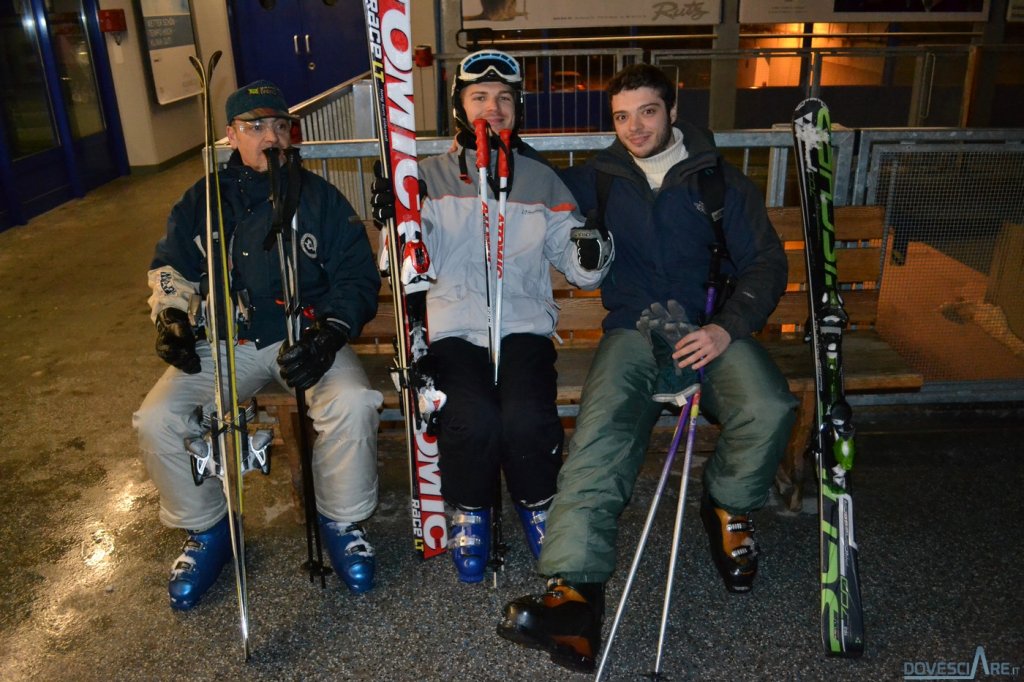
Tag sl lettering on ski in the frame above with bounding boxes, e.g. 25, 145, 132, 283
814, 106, 839, 289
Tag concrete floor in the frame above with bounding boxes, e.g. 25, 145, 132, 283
1, 160, 1022, 681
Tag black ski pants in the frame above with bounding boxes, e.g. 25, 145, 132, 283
430, 333, 563, 509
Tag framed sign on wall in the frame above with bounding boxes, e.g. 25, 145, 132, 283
461, 0, 722, 29
137, 0, 201, 105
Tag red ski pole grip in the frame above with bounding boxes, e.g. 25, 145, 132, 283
474, 119, 490, 170
498, 129, 511, 179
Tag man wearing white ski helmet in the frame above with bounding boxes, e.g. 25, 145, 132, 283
450, 49, 525, 137
371, 49, 613, 585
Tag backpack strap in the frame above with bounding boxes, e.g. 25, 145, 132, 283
695, 159, 736, 319
595, 169, 614, 226
696, 159, 727, 256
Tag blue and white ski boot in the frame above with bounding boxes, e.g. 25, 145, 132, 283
319, 514, 376, 594
168, 515, 232, 611
449, 506, 491, 583
514, 503, 548, 559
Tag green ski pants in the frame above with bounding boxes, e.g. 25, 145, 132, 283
538, 329, 797, 584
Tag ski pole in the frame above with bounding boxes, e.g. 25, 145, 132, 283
595, 383, 699, 682
266, 148, 328, 587
598, 282, 720, 680
493, 129, 512, 384
473, 119, 495, 373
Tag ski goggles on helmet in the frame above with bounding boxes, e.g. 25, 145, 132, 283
457, 50, 522, 84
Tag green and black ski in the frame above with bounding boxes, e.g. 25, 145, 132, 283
792, 97, 865, 658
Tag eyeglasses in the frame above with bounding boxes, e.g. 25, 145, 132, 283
457, 51, 522, 83
233, 118, 292, 137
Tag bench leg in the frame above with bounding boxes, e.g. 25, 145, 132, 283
775, 390, 815, 513
264, 405, 307, 525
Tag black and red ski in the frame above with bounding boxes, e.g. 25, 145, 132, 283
361, 0, 447, 559
792, 97, 865, 657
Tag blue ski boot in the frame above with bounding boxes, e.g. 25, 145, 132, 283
168, 515, 232, 611
319, 514, 376, 594
449, 506, 491, 583
514, 503, 548, 560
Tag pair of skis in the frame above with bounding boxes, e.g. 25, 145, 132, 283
189, 54, 328, 662
362, 1, 514, 562
189, 51, 254, 659
361, 0, 448, 560
792, 97, 865, 657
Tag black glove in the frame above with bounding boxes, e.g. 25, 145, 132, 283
155, 308, 201, 374
277, 318, 349, 390
570, 211, 613, 271
370, 160, 395, 228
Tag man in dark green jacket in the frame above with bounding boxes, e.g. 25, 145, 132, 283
498, 64, 798, 673
134, 81, 382, 610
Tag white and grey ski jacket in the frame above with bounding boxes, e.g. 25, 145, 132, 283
420, 141, 608, 349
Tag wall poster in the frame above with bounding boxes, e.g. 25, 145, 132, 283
739, 0, 990, 23
136, 0, 201, 105
461, 0, 722, 30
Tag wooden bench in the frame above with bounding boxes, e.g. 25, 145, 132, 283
259, 205, 923, 514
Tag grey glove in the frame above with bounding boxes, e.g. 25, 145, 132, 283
637, 300, 699, 396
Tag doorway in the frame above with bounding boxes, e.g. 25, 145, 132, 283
0, 0, 127, 231
228, 0, 370, 106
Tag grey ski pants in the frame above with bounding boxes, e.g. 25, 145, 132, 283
133, 341, 382, 531
538, 328, 797, 584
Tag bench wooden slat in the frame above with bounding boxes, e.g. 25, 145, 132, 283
769, 205, 886, 241
785, 248, 881, 285
266, 204, 921, 515
768, 290, 879, 327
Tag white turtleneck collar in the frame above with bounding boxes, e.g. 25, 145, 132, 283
631, 127, 687, 190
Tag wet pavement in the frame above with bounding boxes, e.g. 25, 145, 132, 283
1, 160, 1022, 681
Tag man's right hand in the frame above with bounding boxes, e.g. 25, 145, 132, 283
370, 160, 395, 228
155, 308, 201, 374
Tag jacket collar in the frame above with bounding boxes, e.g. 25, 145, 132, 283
593, 119, 719, 183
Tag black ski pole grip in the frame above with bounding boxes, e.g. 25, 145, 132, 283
263, 148, 283, 251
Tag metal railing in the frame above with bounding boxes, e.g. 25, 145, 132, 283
213, 86, 1024, 399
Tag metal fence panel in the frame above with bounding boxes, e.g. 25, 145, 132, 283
866, 137, 1024, 383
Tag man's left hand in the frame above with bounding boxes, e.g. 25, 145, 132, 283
672, 323, 731, 371
277, 318, 349, 390
570, 211, 613, 271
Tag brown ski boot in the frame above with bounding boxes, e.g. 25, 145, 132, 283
497, 578, 604, 673
700, 491, 759, 593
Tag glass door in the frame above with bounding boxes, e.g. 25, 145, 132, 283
0, 0, 125, 230
1, 0, 68, 225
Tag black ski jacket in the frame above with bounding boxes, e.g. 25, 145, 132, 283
560, 120, 787, 339
149, 151, 379, 347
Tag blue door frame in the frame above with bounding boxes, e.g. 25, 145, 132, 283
0, 0, 128, 233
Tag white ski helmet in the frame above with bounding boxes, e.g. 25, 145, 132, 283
451, 49, 524, 135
